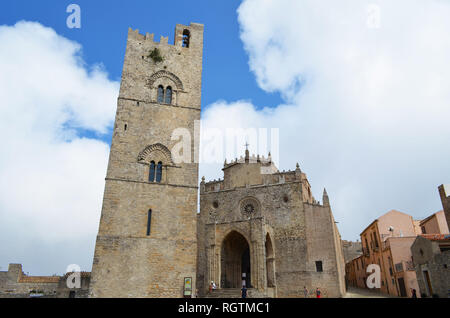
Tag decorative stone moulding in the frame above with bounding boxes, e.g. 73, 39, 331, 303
137, 143, 174, 165
146, 70, 184, 91
239, 197, 261, 218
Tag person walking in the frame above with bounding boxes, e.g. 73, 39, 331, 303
411, 288, 417, 298
316, 287, 321, 298
241, 285, 248, 299
209, 281, 213, 293
303, 286, 308, 298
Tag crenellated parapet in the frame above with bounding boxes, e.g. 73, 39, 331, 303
127, 22, 204, 49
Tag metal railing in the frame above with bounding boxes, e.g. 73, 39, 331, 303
395, 262, 404, 272
394, 260, 415, 273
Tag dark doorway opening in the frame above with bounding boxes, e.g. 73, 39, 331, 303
397, 277, 407, 297
221, 231, 251, 288
242, 246, 251, 288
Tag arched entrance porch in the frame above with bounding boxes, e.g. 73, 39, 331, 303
265, 233, 276, 287
220, 231, 251, 288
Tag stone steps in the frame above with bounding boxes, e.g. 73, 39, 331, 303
203, 288, 243, 298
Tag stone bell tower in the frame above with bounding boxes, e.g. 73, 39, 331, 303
89, 23, 204, 297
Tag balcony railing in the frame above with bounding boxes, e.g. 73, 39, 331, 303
395, 262, 404, 272
394, 260, 415, 273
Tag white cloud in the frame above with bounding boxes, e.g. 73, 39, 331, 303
0, 21, 119, 274
201, 0, 450, 240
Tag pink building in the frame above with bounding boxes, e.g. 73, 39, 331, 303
419, 211, 449, 235
346, 209, 448, 297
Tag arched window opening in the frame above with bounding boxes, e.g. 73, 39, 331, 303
165, 86, 172, 104
156, 162, 163, 183
157, 85, 164, 103
182, 29, 190, 48
149, 161, 156, 182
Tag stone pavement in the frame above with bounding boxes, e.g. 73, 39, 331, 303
344, 287, 398, 298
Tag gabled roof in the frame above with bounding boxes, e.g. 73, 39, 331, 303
360, 210, 411, 236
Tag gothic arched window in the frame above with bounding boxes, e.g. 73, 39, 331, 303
149, 161, 156, 182
156, 162, 163, 183
165, 86, 172, 104
182, 29, 190, 48
157, 85, 164, 103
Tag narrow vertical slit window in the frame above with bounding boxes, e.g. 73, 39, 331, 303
149, 161, 156, 182
316, 261, 323, 272
165, 86, 172, 104
156, 162, 163, 183
147, 209, 152, 236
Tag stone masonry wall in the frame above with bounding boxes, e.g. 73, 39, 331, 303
198, 164, 346, 298
89, 23, 203, 298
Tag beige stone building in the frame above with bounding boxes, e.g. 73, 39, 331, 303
345, 255, 366, 289
197, 150, 346, 298
342, 240, 362, 264
438, 184, 450, 233
411, 234, 450, 298
89, 23, 204, 298
0, 264, 90, 298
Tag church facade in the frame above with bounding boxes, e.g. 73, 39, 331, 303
197, 151, 346, 298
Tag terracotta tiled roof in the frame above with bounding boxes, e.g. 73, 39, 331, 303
420, 234, 450, 241
18, 276, 60, 283
62, 272, 91, 278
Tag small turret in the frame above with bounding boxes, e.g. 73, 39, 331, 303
245, 142, 250, 163
295, 163, 302, 180
323, 188, 330, 207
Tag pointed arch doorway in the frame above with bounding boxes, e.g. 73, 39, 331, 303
220, 231, 251, 288
265, 233, 276, 287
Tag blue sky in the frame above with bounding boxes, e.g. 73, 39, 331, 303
0, 0, 282, 144
1, 0, 450, 275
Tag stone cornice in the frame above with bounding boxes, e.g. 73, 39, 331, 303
105, 177, 198, 189
118, 96, 201, 111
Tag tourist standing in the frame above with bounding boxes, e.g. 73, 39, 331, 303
241, 285, 248, 299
